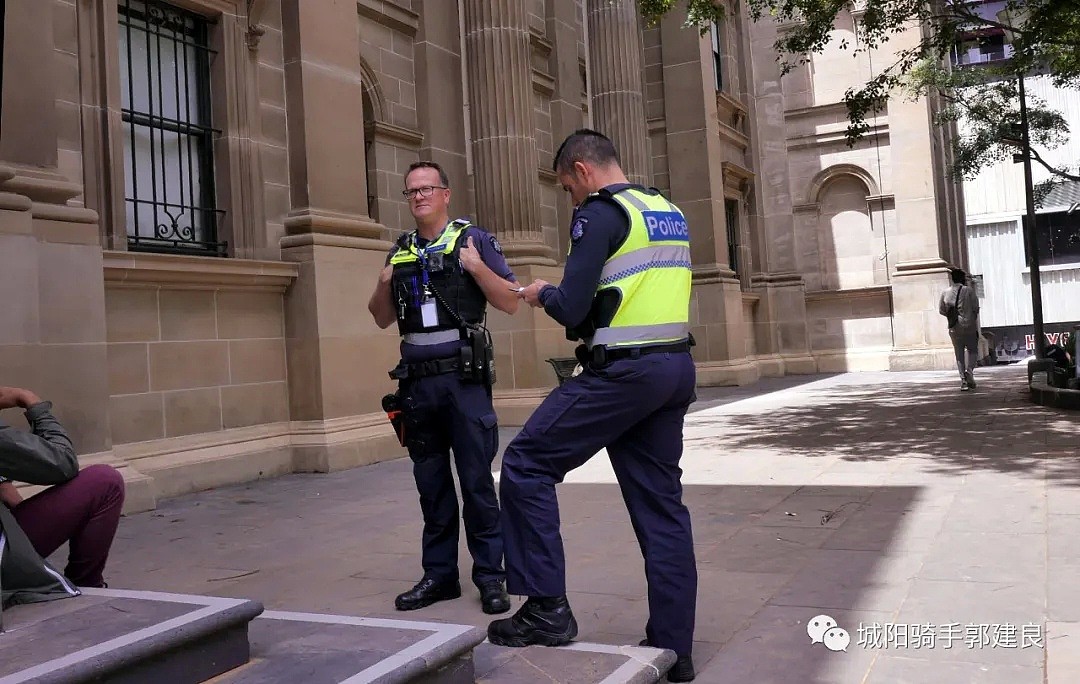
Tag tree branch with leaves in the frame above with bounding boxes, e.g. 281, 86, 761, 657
636, 0, 1080, 195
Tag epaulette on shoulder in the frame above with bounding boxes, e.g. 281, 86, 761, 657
581, 188, 621, 208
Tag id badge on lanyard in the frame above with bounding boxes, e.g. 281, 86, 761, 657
413, 236, 439, 329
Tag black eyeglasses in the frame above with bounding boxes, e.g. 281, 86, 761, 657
402, 185, 447, 199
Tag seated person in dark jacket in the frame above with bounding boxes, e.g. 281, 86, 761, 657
0, 386, 125, 592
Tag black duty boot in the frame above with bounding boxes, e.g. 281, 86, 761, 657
640, 639, 695, 682
480, 580, 511, 614
487, 596, 578, 647
394, 576, 461, 611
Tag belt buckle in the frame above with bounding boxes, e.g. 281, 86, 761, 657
591, 345, 608, 366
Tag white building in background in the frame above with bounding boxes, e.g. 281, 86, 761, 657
955, 7, 1080, 362
963, 74, 1080, 362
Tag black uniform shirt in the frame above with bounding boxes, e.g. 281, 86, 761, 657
538, 183, 635, 329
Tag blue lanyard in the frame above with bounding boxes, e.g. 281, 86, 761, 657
411, 222, 452, 287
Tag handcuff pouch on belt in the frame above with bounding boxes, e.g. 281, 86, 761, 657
459, 325, 496, 386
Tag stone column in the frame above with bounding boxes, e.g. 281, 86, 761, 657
462, 0, 554, 265
278, 0, 402, 471
586, 0, 651, 186
885, 25, 955, 371
280, 0, 382, 239
0, 0, 153, 511
744, 15, 815, 376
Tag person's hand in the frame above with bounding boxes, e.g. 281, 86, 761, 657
520, 279, 551, 307
378, 265, 394, 285
0, 482, 22, 509
0, 387, 41, 410
458, 236, 483, 274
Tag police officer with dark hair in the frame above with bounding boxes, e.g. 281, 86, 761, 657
368, 160, 518, 616
486, 130, 698, 682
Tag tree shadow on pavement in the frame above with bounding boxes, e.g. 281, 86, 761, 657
684, 366, 1080, 485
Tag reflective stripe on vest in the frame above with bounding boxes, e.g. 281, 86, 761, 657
403, 329, 461, 346
389, 218, 471, 266
587, 187, 692, 348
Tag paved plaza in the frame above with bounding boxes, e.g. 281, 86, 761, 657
95, 366, 1080, 683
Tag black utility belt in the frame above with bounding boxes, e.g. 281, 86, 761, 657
389, 326, 496, 385
389, 356, 460, 380
576, 340, 693, 367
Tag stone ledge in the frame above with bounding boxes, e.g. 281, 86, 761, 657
1, 588, 262, 684
103, 251, 298, 292
237, 610, 485, 684
1030, 380, 1080, 410
696, 359, 762, 387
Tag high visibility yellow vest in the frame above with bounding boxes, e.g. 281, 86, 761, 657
387, 219, 487, 339
585, 187, 692, 348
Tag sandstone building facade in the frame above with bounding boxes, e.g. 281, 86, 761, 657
0, 0, 965, 512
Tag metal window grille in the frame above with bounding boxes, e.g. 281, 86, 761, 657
725, 198, 739, 275
711, 21, 723, 92
118, 0, 226, 256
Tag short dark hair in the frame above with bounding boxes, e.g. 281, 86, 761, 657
951, 268, 967, 284
552, 129, 620, 175
405, 160, 450, 188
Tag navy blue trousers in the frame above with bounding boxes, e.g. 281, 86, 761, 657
499, 351, 698, 657
400, 372, 504, 588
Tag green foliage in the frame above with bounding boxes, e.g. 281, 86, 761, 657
637, 0, 726, 33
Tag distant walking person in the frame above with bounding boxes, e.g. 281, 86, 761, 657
939, 268, 981, 391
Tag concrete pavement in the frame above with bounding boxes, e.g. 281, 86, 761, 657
94, 365, 1080, 682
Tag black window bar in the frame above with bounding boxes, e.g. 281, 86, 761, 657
118, 0, 226, 257
725, 198, 739, 275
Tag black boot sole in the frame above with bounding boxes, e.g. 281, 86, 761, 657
395, 587, 462, 611
487, 619, 578, 647
481, 600, 511, 615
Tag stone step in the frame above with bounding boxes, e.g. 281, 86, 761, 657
0, 587, 262, 684
209, 608, 674, 683
474, 641, 677, 683
0, 587, 675, 683
208, 610, 486, 684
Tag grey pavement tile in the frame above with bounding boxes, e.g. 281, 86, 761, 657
700, 525, 834, 574
863, 486, 955, 512
918, 531, 1045, 584
941, 493, 1047, 535
585, 633, 726, 674
684, 485, 796, 515
473, 644, 633, 684
1047, 484, 1080, 516
759, 494, 866, 529
1048, 515, 1080, 561
1047, 622, 1080, 684
894, 579, 1046, 667
767, 549, 922, 614
821, 502, 945, 553
691, 569, 795, 644
864, 656, 1043, 684
1048, 565, 1080, 622
560, 592, 652, 639
695, 605, 890, 684
787, 485, 880, 501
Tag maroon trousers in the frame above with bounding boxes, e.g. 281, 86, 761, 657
10, 464, 125, 588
